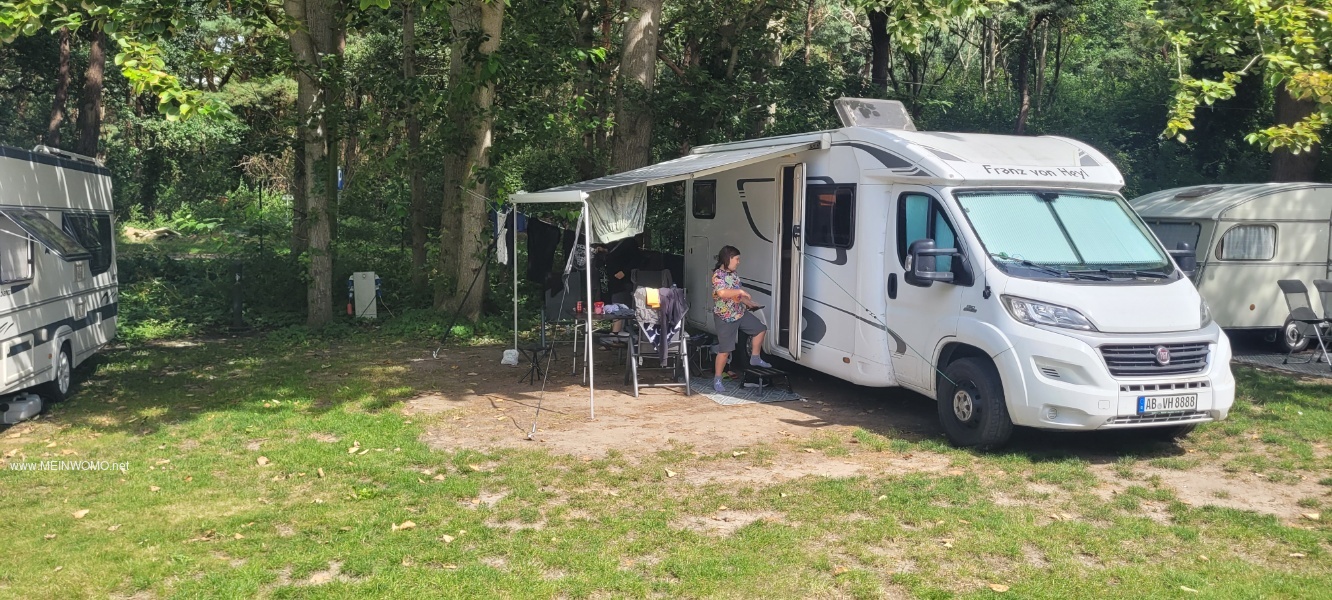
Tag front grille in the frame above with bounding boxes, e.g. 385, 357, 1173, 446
1106, 411, 1211, 425
1100, 342, 1209, 377
1120, 380, 1209, 393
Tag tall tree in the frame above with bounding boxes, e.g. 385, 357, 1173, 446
610, 0, 662, 173
1156, 0, 1331, 180
75, 29, 105, 156
43, 27, 70, 147
436, 0, 504, 320
404, 0, 429, 292
284, 0, 344, 326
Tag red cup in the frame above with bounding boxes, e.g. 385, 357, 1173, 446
575, 301, 584, 313
594, 301, 605, 314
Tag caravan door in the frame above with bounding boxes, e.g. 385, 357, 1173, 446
774, 164, 806, 360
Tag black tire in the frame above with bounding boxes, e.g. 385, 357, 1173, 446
936, 357, 1013, 450
1279, 317, 1312, 354
36, 343, 73, 403
1141, 424, 1197, 442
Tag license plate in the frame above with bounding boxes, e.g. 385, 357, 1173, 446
1137, 394, 1197, 414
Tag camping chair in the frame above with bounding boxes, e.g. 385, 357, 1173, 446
1278, 279, 1331, 367
625, 286, 691, 398
541, 270, 587, 375
631, 268, 673, 289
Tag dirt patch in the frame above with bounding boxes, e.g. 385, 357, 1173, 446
1091, 463, 1329, 521
675, 509, 784, 536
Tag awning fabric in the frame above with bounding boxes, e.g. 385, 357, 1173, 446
511, 140, 819, 242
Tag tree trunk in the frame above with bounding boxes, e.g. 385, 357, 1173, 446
76, 30, 105, 157
1271, 81, 1322, 182
868, 10, 889, 94
285, 0, 341, 327
291, 122, 309, 256
1013, 17, 1036, 135
803, 0, 814, 64
611, 0, 662, 173
436, 0, 505, 320
405, 2, 429, 292
44, 27, 71, 147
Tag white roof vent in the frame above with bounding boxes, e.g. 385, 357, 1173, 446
833, 98, 916, 131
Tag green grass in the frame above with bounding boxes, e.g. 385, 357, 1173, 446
1, 333, 1330, 599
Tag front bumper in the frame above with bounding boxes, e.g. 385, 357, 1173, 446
999, 323, 1235, 430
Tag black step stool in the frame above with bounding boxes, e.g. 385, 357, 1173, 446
742, 366, 793, 394
518, 344, 553, 385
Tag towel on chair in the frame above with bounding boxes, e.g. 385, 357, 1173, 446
646, 287, 660, 308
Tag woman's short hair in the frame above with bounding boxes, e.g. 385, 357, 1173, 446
715, 245, 741, 270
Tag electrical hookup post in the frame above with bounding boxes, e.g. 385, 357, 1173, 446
349, 272, 381, 319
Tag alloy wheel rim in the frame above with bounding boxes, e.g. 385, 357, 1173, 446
57, 352, 70, 394
953, 388, 975, 422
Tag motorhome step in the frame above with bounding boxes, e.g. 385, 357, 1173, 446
743, 366, 793, 394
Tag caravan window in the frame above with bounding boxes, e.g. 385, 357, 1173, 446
692, 180, 716, 219
806, 184, 855, 248
0, 216, 32, 283
1147, 221, 1201, 253
1217, 224, 1276, 261
63, 214, 113, 275
0, 210, 91, 262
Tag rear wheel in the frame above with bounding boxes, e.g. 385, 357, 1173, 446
1279, 317, 1311, 354
936, 358, 1013, 450
37, 344, 72, 403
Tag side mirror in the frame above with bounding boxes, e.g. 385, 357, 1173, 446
1168, 242, 1197, 278
904, 239, 958, 287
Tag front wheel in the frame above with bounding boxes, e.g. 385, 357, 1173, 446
37, 345, 72, 403
936, 357, 1013, 450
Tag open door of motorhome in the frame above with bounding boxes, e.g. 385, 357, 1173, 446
775, 164, 806, 359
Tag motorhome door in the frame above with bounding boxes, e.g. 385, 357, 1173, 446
775, 164, 806, 360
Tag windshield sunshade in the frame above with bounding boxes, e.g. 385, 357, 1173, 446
958, 191, 1168, 272
1, 209, 92, 262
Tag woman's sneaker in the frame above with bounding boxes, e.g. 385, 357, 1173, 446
751, 355, 773, 369
712, 378, 726, 393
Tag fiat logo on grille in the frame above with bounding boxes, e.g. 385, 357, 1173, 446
1154, 345, 1171, 365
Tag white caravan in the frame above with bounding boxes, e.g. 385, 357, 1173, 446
0, 145, 117, 423
1131, 183, 1332, 352
517, 98, 1234, 448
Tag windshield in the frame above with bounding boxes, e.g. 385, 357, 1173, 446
956, 191, 1173, 279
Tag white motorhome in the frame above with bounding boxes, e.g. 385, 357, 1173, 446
0, 145, 117, 422
1131, 183, 1332, 352
518, 99, 1234, 448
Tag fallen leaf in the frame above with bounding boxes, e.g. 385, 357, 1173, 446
45, 441, 57, 448
441, 564, 458, 570
433, 474, 446, 481
877, 495, 887, 501
149, 486, 161, 492
233, 533, 244, 540
718, 505, 729, 511
940, 539, 954, 548
72, 509, 89, 519
989, 584, 1010, 593
318, 468, 325, 478
53, 566, 62, 572
1302, 512, 1320, 521
732, 451, 747, 457
832, 565, 850, 575
1199, 555, 1209, 561
1290, 553, 1306, 558
665, 469, 677, 478
155, 459, 170, 465
347, 446, 359, 455
44, 533, 56, 540
1180, 586, 1199, 593
256, 456, 270, 466
392, 521, 416, 532
3, 448, 17, 458
107, 524, 120, 531
780, 492, 788, 498
803, 448, 816, 453
358, 449, 369, 455
442, 534, 455, 543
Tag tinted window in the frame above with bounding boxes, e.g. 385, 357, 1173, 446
692, 180, 716, 219
897, 192, 960, 273
806, 184, 855, 248
63, 214, 113, 275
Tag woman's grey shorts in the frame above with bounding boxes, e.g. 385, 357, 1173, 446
714, 312, 766, 353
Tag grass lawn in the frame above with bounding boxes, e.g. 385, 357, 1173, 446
1, 330, 1329, 599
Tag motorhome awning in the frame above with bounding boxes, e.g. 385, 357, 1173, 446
512, 139, 821, 242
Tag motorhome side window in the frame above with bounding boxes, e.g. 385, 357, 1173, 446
1216, 224, 1275, 261
897, 193, 957, 272
692, 180, 716, 219
63, 214, 113, 275
0, 216, 32, 283
806, 184, 855, 248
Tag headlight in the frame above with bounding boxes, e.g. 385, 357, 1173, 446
1002, 296, 1097, 331
1200, 300, 1213, 328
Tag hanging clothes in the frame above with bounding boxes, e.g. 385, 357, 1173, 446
494, 208, 514, 265
526, 219, 562, 283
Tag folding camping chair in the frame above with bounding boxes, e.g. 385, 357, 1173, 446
541, 270, 588, 376
1278, 279, 1331, 367
625, 285, 691, 398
